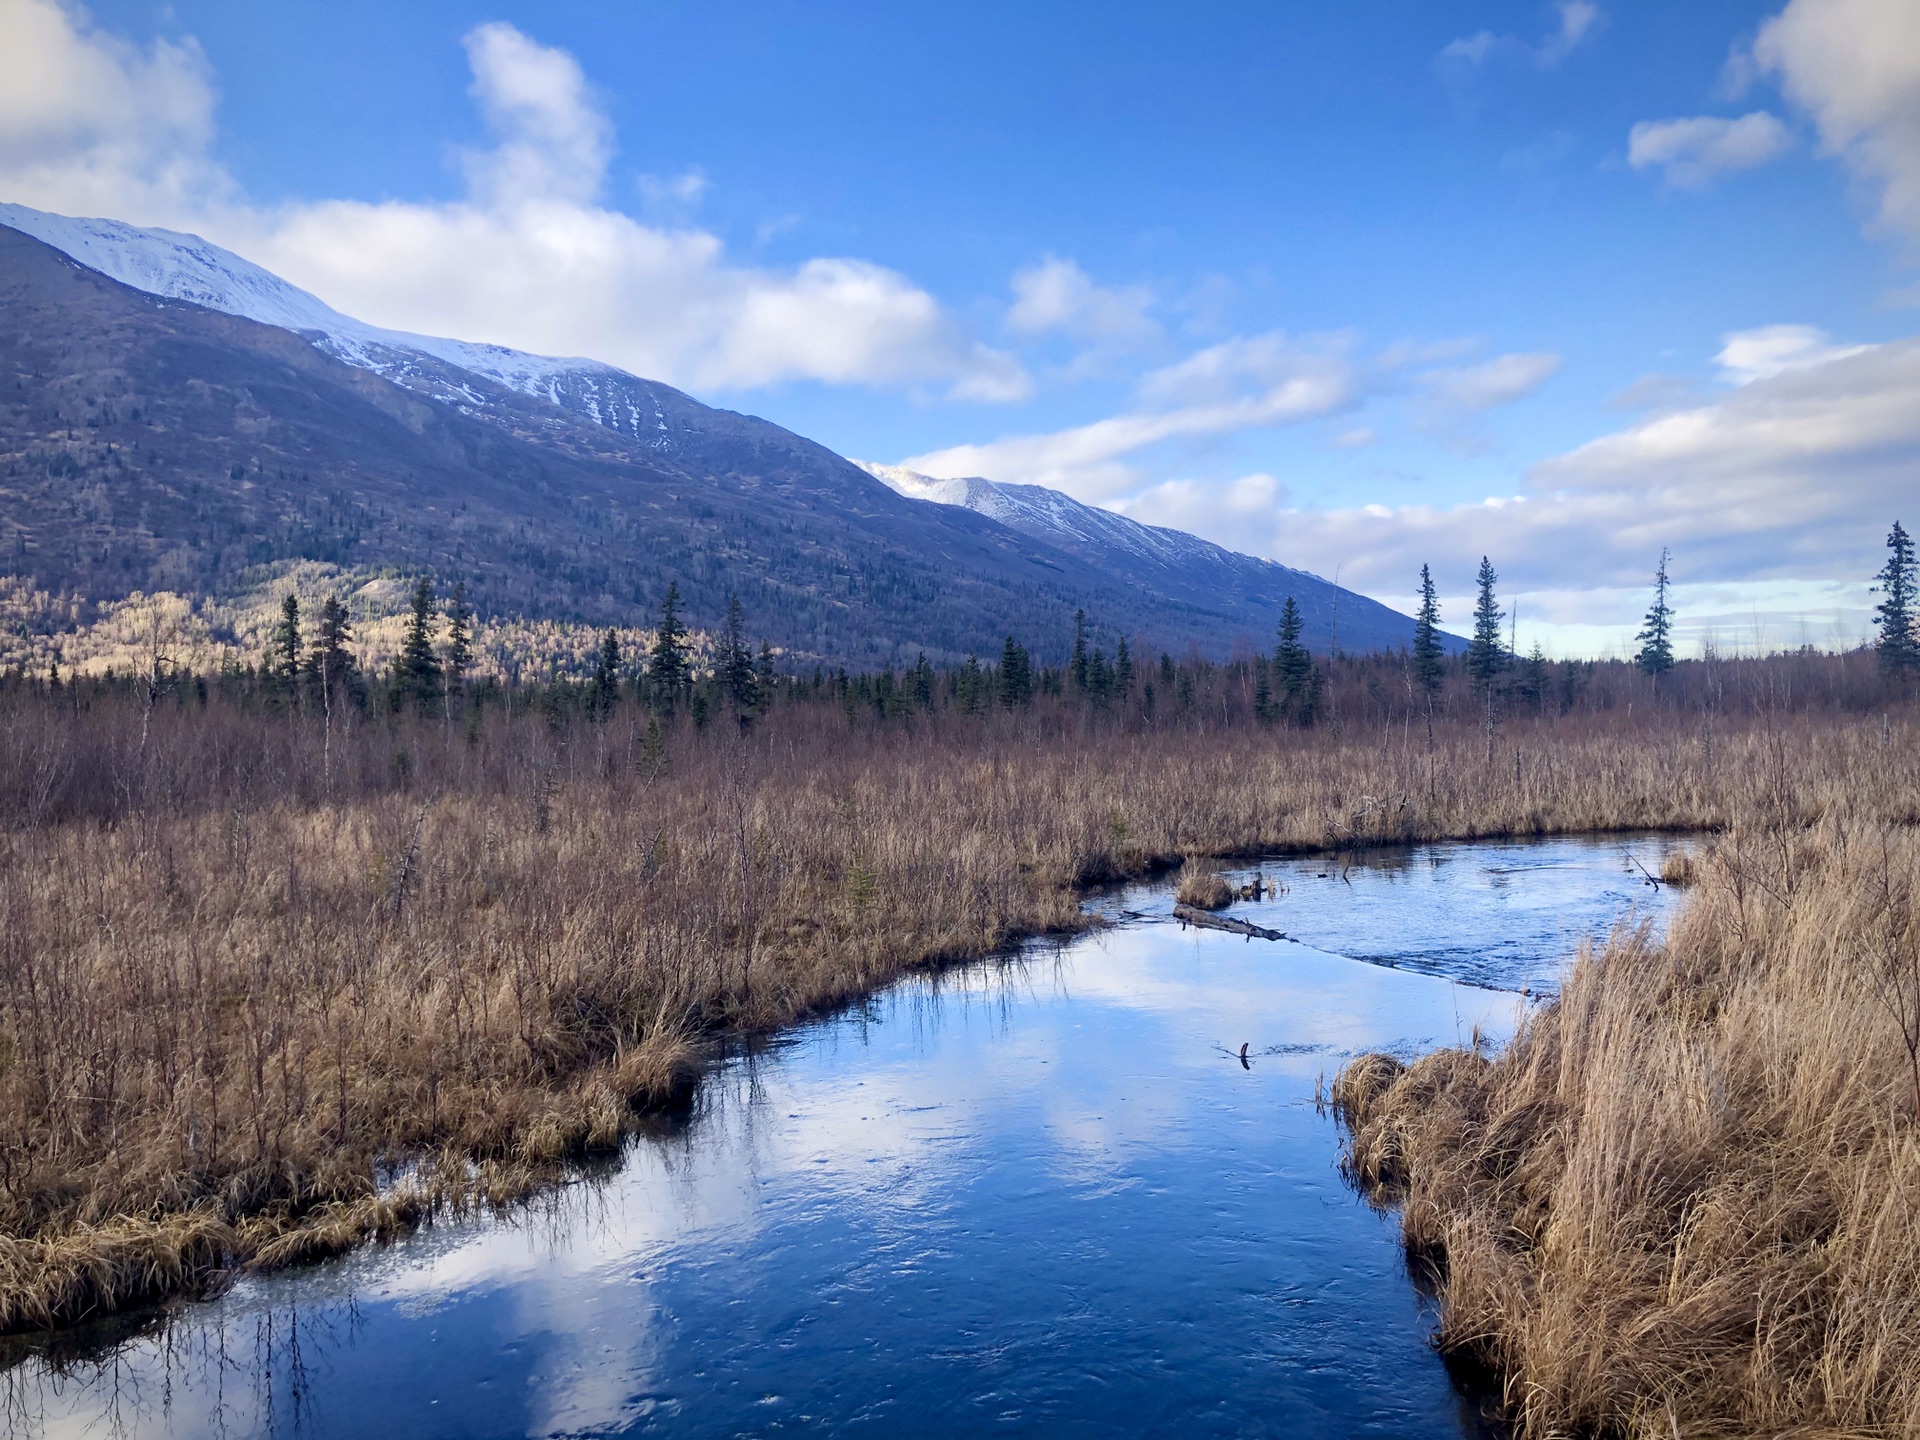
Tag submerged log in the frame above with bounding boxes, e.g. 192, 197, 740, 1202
1173, 904, 1288, 941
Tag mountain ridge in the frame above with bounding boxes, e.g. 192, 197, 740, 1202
0, 205, 1434, 662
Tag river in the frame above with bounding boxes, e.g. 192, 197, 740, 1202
3, 833, 1684, 1438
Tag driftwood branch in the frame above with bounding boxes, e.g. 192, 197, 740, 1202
1173, 904, 1289, 941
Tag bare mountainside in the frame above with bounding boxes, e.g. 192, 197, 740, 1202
0, 216, 1428, 664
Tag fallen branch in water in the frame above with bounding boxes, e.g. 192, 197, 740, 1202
1173, 903, 1288, 941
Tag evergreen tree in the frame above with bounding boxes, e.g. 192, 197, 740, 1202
957, 655, 985, 713
756, 642, 776, 707
443, 581, 474, 693
998, 635, 1033, 708
1115, 636, 1134, 694
718, 594, 757, 711
1874, 520, 1918, 674
1087, 648, 1113, 701
270, 593, 302, 703
648, 582, 690, 701
910, 652, 935, 710
394, 577, 442, 713
592, 629, 621, 715
1634, 549, 1676, 678
1253, 659, 1274, 722
1069, 609, 1089, 690
1274, 596, 1320, 723
306, 595, 358, 704
1466, 557, 1506, 694
1412, 564, 1445, 699
1517, 642, 1549, 711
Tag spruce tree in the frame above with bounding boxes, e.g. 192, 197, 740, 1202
1634, 549, 1676, 677
1874, 520, 1918, 674
395, 578, 442, 713
648, 582, 690, 701
958, 655, 984, 714
910, 652, 935, 710
1274, 596, 1318, 723
307, 595, 357, 703
1412, 564, 1445, 699
593, 629, 621, 715
1115, 636, 1133, 694
270, 593, 301, 703
718, 595, 757, 711
1466, 557, 1506, 694
998, 635, 1032, 708
756, 642, 776, 708
1070, 609, 1089, 690
1518, 642, 1549, 711
443, 580, 474, 693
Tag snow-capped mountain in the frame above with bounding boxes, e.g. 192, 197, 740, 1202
851, 461, 1419, 649
0, 202, 1438, 655
0, 202, 682, 450
859, 461, 1303, 575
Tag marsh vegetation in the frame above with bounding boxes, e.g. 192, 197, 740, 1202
0, 641, 1911, 1367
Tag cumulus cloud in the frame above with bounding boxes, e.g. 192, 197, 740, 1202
0, 0, 228, 221
1441, 2, 1602, 71
0, 4, 1026, 400
1006, 256, 1157, 345
1754, 0, 1920, 240
1628, 111, 1792, 188
902, 333, 1354, 499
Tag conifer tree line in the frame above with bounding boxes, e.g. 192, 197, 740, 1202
11, 520, 1916, 729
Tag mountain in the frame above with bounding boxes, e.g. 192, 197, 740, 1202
857, 463, 1435, 655
0, 204, 1431, 663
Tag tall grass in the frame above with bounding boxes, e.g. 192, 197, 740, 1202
1335, 801, 1920, 1434
0, 656, 1913, 1338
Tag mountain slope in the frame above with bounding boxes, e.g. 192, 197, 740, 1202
0, 206, 1431, 661
858, 463, 1441, 654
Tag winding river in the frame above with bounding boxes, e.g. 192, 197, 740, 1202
4, 834, 1684, 1438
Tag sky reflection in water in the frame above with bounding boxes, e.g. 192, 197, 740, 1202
5, 834, 1682, 1439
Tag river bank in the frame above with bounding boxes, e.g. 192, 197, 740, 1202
1, 683, 1914, 1336
1334, 813, 1920, 1436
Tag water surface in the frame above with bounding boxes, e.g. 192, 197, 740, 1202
4, 833, 1682, 1438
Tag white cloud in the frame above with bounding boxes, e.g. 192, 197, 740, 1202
1258, 335, 1920, 602
902, 332, 1354, 498
1419, 351, 1562, 413
1714, 323, 1869, 383
1006, 256, 1156, 345
1628, 111, 1792, 188
1755, 0, 1920, 240
1540, 1, 1603, 64
0, 6, 1026, 401
1441, 2, 1602, 70
0, 0, 228, 220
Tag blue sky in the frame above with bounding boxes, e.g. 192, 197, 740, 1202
6, 0, 1917, 653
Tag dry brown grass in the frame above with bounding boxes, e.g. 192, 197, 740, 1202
1660, 846, 1703, 887
1335, 816, 1920, 1437
1, 677, 1916, 1340
1176, 865, 1236, 910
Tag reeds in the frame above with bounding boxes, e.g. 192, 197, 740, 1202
0, 671, 1914, 1338
1176, 865, 1236, 910
1335, 822, 1920, 1436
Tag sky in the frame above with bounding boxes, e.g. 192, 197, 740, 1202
1, 0, 1915, 656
